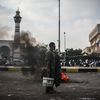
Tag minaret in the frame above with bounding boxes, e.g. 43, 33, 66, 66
13, 9, 22, 61
14, 9, 22, 45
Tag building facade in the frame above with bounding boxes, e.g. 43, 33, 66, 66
89, 24, 100, 54
82, 47, 91, 55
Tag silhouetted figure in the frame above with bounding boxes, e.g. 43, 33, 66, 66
45, 42, 61, 93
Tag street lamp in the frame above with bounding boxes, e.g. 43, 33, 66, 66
58, 0, 60, 54
64, 32, 66, 51
64, 32, 66, 66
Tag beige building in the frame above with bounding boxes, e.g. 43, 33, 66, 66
82, 47, 91, 55
89, 24, 100, 54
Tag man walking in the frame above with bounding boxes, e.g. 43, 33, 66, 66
45, 42, 61, 93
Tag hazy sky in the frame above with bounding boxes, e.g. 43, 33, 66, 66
0, 0, 100, 51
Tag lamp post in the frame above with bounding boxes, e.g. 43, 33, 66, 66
58, 0, 60, 54
64, 32, 66, 65
64, 32, 66, 51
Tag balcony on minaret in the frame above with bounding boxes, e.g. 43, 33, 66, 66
13, 9, 22, 46
14, 9, 22, 23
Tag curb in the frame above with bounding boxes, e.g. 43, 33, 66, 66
61, 66, 100, 73
0, 66, 100, 73
0, 66, 33, 72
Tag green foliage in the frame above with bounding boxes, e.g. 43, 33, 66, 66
89, 52, 99, 60
61, 48, 100, 61
65, 48, 82, 57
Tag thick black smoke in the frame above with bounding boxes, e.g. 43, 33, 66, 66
20, 31, 47, 75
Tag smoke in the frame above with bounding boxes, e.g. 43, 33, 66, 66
21, 31, 37, 46
20, 30, 47, 77
0, 24, 11, 40
20, 30, 47, 66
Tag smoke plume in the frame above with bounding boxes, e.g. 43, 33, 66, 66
21, 31, 37, 46
20, 31, 47, 67
0, 24, 11, 40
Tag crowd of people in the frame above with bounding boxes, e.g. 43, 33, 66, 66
62, 59, 100, 67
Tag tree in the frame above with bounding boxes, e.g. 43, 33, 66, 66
89, 52, 99, 60
65, 48, 82, 58
61, 48, 83, 66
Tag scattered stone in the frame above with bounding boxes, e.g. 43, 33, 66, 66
50, 98, 56, 100
78, 97, 96, 100
8, 94, 12, 96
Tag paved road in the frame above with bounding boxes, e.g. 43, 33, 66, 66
0, 71, 100, 100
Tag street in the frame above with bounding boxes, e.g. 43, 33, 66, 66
0, 71, 100, 100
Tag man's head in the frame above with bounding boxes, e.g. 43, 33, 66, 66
49, 42, 55, 51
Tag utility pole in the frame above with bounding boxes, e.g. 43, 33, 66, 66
58, 0, 60, 54
64, 32, 66, 51
64, 32, 66, 66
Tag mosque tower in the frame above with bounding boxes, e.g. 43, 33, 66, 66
14, 9, 22, 44
13, 9, 22, 61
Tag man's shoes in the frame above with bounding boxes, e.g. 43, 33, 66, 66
46, 87, 51, 93
45, 87, 56, 94
51, 87, 56, 92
